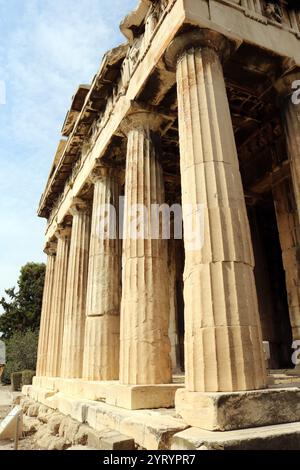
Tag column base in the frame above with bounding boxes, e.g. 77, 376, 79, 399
175, 387, 300, 431
106, 383, 184, 410
33, 376, 115, 402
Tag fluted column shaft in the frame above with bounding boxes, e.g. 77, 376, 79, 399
168, 237, 180, 373
36, 244, 56, 376
61, 200, 91, 378
82, 168, 121, 381
47, 227, 71, 377
273, 179, 300, 341
120, 115, 172, 385
276, 73, 300, 223
170, 34, 266, 392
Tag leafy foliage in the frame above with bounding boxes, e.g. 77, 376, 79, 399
1, 330, 39, 384
0, 262, 45, 383
0, 262, 45, 339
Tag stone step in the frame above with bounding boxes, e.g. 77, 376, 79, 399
23, 385, 188, 449
86, 400, 188, 450
171, 422, 300, 450
87, 427, 135, 450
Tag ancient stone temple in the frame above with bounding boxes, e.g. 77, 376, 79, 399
24, 0, 300, 450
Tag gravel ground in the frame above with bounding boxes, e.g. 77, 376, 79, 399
0, 385, 39, 451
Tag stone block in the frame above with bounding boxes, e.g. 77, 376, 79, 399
37, 431, 68, 451
73, 424, 91, 445
59, 416, 80, 444
87, 428, 135, 450
171, 422, 300, 450
23, 416, 42, 436
48, 414, 63, 435
175, 387, 300, 431
85, 400, 188, 449
27, 403, 40, 417
45, 392, 89, 422
100, 430, 135, 450
106, 383, 183, 410
87, 427, 109, 448
20, 396, 34, 413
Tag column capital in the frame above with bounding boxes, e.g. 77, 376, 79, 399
56, 224, 72, 240
120, 102, 173, 136
164, 29, 238, 71
68, 197, 91, 216
44, 240, 57, 256
88, 165, 121, 184
274, 70, 300, 98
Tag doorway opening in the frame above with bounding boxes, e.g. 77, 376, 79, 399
248, 193, 293, 369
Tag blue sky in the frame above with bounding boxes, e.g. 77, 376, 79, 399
0, 0, 136, 301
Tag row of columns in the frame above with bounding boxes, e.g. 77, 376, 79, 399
37, 29, 300, 394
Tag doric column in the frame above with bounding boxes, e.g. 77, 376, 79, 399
275, 72, 300, 223
82, 167, 121, 381
168, 237, 180, 373
46, 225, 71, 377
36, 241, 57, 377
165, 30, 266, 392
119, 110, 172, 385
61, 199, 91, 378
273, 179, 300, 342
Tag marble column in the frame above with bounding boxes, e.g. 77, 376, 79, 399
165, 30, 266, 392
276, 72, 300, 224
119, 111, 172, 385
82, 167, 121, 381
273, 179, 300, 342
168, 237, 180, 373
61, 199, 91, 378
36, 241, 57, 377
46, 225, 71, 377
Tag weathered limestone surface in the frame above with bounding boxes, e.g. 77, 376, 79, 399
276, 72, 300, 224
36, 243, 56, 377
83, 167, 121, 381
106, 383, 183, 410
273, 180, 300, 341
46, 226, 71, 377
33, 376, 114, 402
61, 199, 91, 378
22, 386, 188, 450
119, 111, 172, 385
168, 237, 180, 372
171, 422, 300, 450
166, 30, 267, 393
87, 427, 135, 450
175, 387, 300, 431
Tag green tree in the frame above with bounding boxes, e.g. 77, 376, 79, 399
1, 330, 39, 384
0, 262, 46, 339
